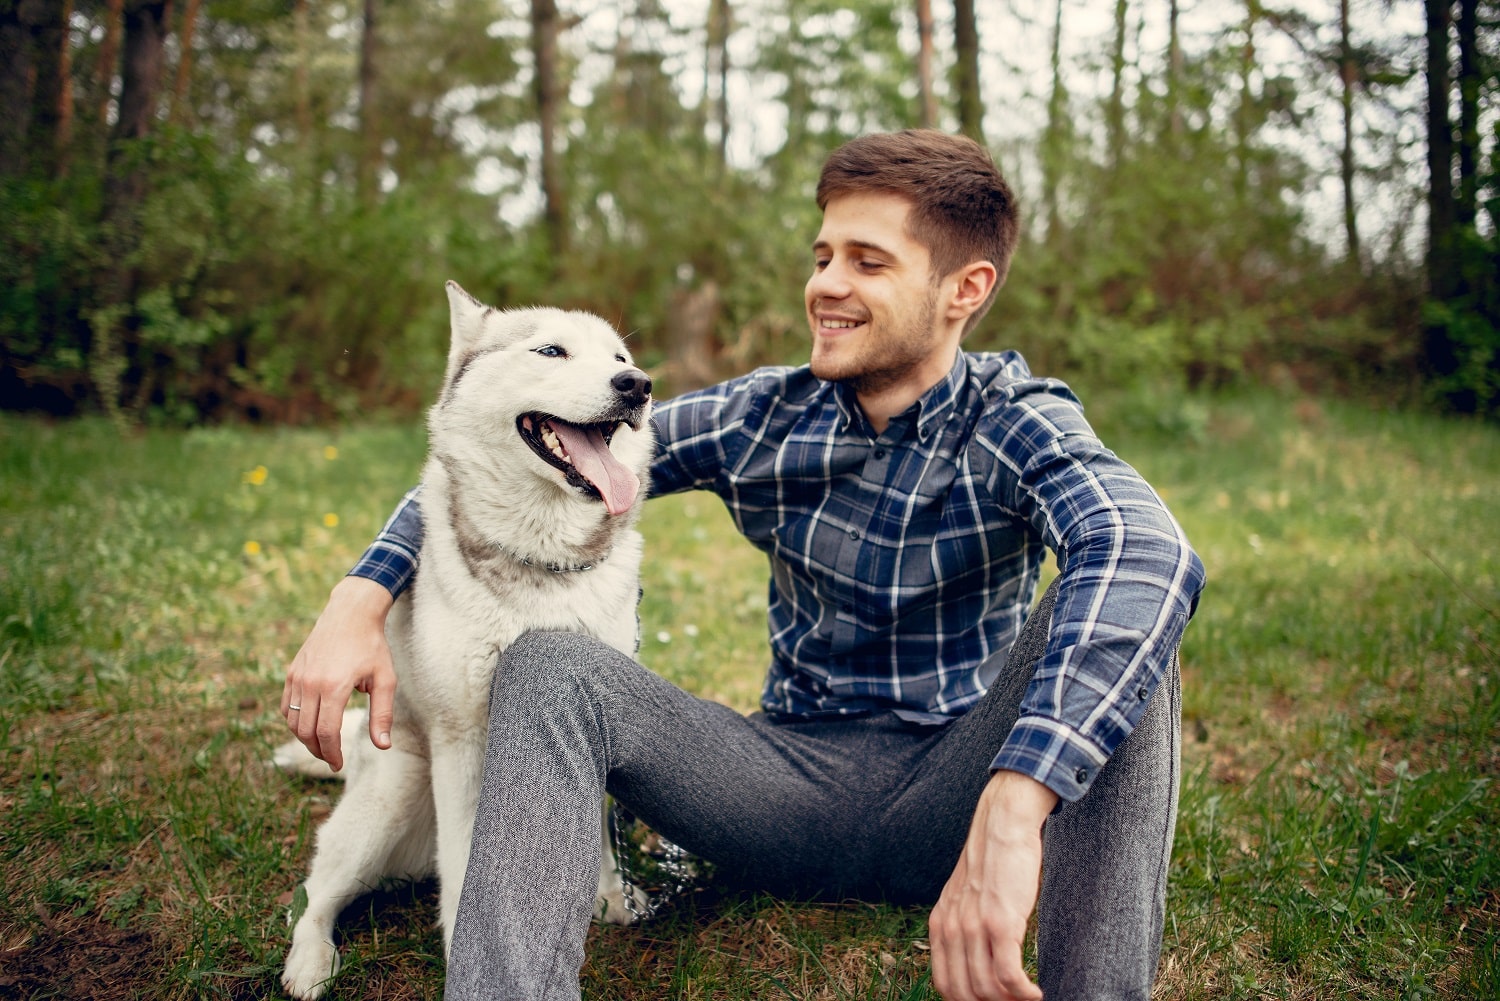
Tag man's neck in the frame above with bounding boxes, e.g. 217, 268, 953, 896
853, 346, 961, 434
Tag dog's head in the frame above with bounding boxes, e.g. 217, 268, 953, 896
433, 281, 654, 516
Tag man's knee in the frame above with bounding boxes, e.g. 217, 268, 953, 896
492, 630, 628, 706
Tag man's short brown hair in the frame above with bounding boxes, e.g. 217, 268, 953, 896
816, 130, 1019, 333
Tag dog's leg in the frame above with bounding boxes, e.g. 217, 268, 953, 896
429, 733, 488, 956
281, 744, 435, 1001
594, 803, 646, 925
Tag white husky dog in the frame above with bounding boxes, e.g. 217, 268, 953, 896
275, 281, 655, 1000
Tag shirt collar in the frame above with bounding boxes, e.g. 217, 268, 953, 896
827, 352, 969, 439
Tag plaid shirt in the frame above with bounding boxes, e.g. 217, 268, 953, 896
352, 352, 1204, 802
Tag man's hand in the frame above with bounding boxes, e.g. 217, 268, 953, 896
281, 575, 397, 771
929, 770, 1060, 1001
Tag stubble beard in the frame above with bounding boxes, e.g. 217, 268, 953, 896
812, 285, 940, 395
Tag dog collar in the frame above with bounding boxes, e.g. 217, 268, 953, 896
497, 541, 608, 574
519, 554, 598, 573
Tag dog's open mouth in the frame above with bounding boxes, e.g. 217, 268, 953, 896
518, 413, 641, 515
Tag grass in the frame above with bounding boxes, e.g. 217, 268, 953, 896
0, 386, 1495, 1000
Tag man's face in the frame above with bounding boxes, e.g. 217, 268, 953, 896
805, 192, 947, 398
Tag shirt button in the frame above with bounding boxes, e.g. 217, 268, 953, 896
840, 602, 853, 614
1138, 686, 1150, 701
874, 449, 886, 460
847, 528, 860, 540
1076, 767, 1089, 784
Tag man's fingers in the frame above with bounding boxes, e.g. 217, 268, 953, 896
964, 927, 1001, 1000
367, 669, 395, 750
313, 695, 348, 772
930, 894, 982, 1001
989, 933, 1041, 1001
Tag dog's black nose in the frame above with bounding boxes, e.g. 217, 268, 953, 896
612, 369, 652, 406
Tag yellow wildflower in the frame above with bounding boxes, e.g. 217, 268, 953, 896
244, 465, 269, 486
323, 513, 340, 528
323, 446, 339, 461
243, 540, 262, 556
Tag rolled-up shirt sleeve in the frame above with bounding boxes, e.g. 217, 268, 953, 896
347, 485, 424, 599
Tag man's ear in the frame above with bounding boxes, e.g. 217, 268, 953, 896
945, 261, 998, 322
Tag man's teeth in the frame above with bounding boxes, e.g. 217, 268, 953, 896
824, 319, 861, 329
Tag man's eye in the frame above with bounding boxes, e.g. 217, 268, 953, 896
534, 344, 567, 358
859, 260, 886, 272
813, 258, 830, 270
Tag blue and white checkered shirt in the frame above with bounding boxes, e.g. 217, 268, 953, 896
352, 352, 1204, 802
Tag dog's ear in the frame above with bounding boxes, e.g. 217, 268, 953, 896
446, 280, 488, 351
443, 280, 491, 385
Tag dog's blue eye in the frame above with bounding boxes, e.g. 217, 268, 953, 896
534, 345, 567, 359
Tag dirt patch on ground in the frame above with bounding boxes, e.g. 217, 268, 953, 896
0, 917, 163, 998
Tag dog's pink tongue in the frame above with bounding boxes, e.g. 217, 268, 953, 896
551, 423, 640, 515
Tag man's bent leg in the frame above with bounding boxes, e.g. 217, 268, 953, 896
1034, 654, 1179, 1000
873, 580, 1182, 999
444, 630, 914, 1000
444, 633, 623, 1001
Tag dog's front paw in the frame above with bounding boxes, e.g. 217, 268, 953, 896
594, 882, 647, 926
281, 938, 340, 1000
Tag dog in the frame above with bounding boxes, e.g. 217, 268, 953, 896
274, 281, 655, 1000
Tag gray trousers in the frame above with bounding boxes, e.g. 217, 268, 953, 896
446, 582, 1181, 1000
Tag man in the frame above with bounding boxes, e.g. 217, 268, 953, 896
282, 129, 1205, 1001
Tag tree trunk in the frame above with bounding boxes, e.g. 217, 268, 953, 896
705, 0, 730, 169
31, 0, 70, 176
666, 280, 721, 390
1339, 0, 1360, 265
1455, 0, 1478, 226
57, 0, 72, 163
1235, 0, 1258, 204
533, 0, 567, 262
1167, 0, 1182, 140
1041, 0, 1065, 243
952, 0, 983, 143
357, 0, 381, 203
0, 3, 37, 177
99, 0, 172, 423
1425, 0, 1455, 304
170, 0, 201, 124
1107, 0, 1127, 170
293, 0, 311, 139
97, 0, 124, 132
111, 0, 170, 146
915, 0, 937, 128
1422, 0, 1462, 394
0, 0, 72, 178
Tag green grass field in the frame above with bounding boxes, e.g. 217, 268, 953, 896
1, 387, 1495, 999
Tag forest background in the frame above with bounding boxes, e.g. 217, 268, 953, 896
0, 0, 1496, 425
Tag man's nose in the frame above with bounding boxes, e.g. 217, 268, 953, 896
807, 260, 851, 300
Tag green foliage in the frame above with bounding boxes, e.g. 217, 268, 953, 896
1423, 222, 1500, 418
0, 0, 1476, 422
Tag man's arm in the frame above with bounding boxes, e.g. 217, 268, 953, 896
929, 770, 1057, 1001
929, 378, 1206, 998
281, 487, 423, 770
985, 380, 1205, 801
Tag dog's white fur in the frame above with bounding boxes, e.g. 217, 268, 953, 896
274, 282, 655, 1000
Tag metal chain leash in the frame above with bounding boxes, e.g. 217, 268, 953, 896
608, 801, 699, 923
